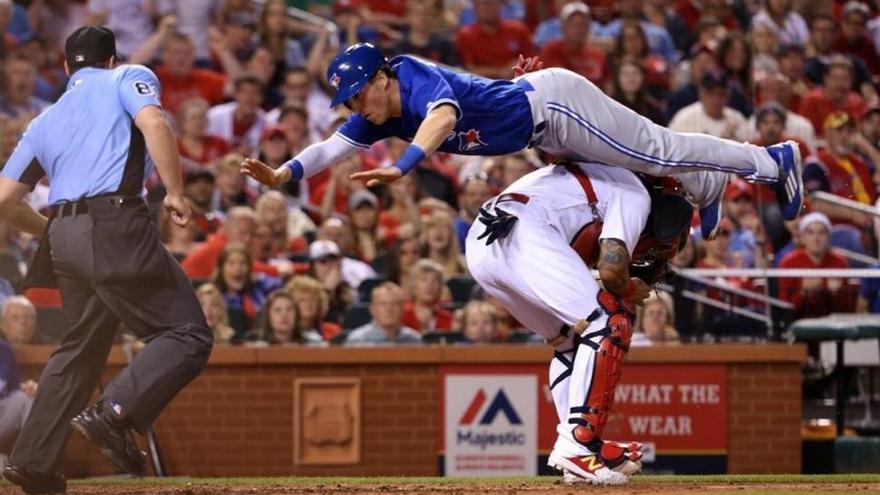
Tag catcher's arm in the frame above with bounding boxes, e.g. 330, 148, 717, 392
597, 238, 650, 305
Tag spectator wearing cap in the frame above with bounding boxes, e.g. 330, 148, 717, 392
455, 0, 535, 79
401, 259, 453, 333
593, 0, 677, 63
344, 282, 421, 344
665, 43, 751, 121
750, 0, 809, 47
391, 0, 459, 67
804, 14, 876, 101
308, 240, 352, 324
182, 167, 222, 240
0, 53, 48, 120
749, 79, 816, 152
207, 73, 267, 153
778, 212, 855, 318
668, 70, 748, 141
835, 1, 880, 76
257, 125, 292, 172
799, 56, 866, 136
148, 31, 234, 115
177, 98, 231, 169
540, 3, 608, 87
723, 179, 771, 271
314, 220, 377, 291
803, 111, 878, 236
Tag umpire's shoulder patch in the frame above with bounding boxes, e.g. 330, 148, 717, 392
132, 81, 157, 96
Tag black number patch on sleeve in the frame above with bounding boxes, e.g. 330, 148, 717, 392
133, 81, 155, 96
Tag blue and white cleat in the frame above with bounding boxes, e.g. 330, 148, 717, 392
766, 140, 803, 220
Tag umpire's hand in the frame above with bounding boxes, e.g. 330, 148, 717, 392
164, 193, 192, 227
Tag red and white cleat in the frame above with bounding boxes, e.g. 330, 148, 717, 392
547, 452, 630, 486
600, 440, 643, 476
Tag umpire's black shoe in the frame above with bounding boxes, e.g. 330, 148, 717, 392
3, 465, 66, 494
70, 401, 147, 476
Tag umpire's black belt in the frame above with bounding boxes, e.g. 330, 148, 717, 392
51, 195, 145, 218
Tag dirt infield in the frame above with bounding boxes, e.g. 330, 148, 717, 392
3, 476, 880, 495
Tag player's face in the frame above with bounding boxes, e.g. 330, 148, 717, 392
347, 74, 392, 124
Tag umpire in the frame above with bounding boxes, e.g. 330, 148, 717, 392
0, 27, 212, 494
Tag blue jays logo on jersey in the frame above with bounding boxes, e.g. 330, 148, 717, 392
457, 128, 487, 151
329, 73, 341, 90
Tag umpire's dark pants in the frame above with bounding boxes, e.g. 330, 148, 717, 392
11, 197, 213, 473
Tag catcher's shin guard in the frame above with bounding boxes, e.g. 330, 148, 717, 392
570, 290, 634, 452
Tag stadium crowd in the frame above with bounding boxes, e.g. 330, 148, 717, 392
0, 0, 879, 353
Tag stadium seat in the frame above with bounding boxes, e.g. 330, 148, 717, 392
834, 436, 880, 473
357, 277, 386, 303
342, 303, 372, 330
446, 276, 476, 303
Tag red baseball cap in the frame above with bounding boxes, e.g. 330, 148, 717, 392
260, 125, 286, 143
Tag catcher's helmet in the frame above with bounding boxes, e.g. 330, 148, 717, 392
327, 43, 388, 108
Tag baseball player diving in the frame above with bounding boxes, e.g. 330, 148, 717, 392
242, 43, 804, 239
466, 160, 693, 485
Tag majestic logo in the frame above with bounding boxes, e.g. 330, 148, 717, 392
457, 128, 487, 152
459, 389, 522, 425
329, 73, 341, 90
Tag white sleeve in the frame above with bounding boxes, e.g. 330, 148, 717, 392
598, 180, 652, 256
295, 133, 360, 179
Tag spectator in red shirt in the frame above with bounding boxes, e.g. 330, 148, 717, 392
810, 111, 878, 213
177, 98, 232, 169
183, 206, 277, 280
402, 259, 453, 332
799, 56, 866, 136
455, 0, 535, 79
778, 212, 855, 318
540, 2, 607, 88
154, 32, 230, 114
835, 1, 880, 76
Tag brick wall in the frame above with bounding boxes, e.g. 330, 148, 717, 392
14, 344, 805, 477
727, 363, 802, 474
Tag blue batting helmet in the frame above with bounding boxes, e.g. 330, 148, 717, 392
326, 43, 388, 108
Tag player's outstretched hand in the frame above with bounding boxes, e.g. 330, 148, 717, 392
164, 193, 192, 227
349, 167, 403, 187
512, 54, 544, 77
241, 157, 291, 186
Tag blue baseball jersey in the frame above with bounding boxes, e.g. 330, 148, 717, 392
0, 65, 161, 205
337, 55, 535, 156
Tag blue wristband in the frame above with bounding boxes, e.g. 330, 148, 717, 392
394, 144, 426, 175
287, 159, 304, 181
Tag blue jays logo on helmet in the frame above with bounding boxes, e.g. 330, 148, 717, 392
326, 43, 388, 108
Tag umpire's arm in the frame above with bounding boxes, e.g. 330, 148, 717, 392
0, 127, 49, 236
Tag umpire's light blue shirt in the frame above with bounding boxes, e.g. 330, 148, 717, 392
0, 64, 161, 205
